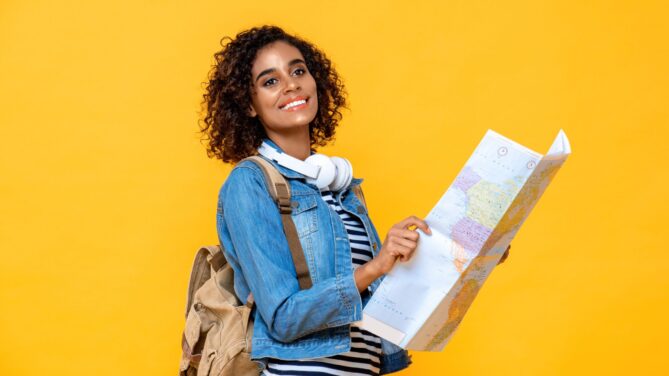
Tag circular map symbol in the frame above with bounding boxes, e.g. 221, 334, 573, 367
498, 147, 508, 156
527, 161, 536, 169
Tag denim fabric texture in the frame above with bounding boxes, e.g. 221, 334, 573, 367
216, 138, 411, 374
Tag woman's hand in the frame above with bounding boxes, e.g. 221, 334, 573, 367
368, 216, 431, 276
354, 225, 510, 293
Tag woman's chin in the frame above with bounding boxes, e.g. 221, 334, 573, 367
280, 116, 317, 130
264, 121, 312, 135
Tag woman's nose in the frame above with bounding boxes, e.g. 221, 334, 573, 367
283, 76, 300, 92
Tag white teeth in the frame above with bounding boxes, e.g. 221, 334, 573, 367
282, 99, 306, 109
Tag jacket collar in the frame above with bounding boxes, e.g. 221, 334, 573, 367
258, 137, 364, 187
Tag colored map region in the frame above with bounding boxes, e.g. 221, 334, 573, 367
362, 130, 571, 352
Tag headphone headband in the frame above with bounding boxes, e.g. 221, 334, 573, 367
257, 142, 320, 179
257, 141, 352, 192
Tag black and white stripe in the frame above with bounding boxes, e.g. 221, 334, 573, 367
262, 191, 383, 376
319, 191, 375, 268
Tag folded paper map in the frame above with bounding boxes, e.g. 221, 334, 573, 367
361, 129, 571, 351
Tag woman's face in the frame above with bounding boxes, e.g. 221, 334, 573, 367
248, 40, 318, 135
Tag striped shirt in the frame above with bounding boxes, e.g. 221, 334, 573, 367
262, 190, 383, 376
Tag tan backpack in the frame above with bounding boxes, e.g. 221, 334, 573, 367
179, 156, 368, 376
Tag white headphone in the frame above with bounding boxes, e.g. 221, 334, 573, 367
257, 141, 353, 192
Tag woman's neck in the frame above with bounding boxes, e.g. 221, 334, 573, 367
266, 127, 311, 161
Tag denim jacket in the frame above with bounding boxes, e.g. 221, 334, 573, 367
215, 139, 411, 374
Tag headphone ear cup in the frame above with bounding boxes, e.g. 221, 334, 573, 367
305, 154, 336, 190
329, 157, 353, 192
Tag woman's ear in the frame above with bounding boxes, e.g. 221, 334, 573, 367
247, 104, 257, 117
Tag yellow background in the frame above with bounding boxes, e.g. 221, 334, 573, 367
1, 0, 667, 374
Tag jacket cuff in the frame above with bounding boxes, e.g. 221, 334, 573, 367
335, 274, 363, 323
380, 349, 412, 374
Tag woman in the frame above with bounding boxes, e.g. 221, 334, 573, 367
200, 25, 508, 375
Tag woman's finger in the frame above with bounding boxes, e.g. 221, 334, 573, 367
391, 244, 415, 262
396, 216, 432, 235
389, 228, 419, 241
390, 235, 417, 250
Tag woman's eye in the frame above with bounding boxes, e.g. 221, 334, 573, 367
263, 78, 278, 87
262, 68, 306, 86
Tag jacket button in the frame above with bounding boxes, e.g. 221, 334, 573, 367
291, 201, 299, 208
356, 205, 365, 214
373, 243, 378, 251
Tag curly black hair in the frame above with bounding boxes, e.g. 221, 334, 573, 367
199, 25, 347, 164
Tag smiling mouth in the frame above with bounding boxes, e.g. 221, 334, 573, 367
279, 98, 309, 110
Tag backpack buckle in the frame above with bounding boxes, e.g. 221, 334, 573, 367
278, 197, 292, 214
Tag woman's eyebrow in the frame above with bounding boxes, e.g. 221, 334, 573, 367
255, 58, 306, 83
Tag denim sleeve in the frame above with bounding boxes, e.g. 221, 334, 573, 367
219, 165, 363, 343
363, 205, 388, 285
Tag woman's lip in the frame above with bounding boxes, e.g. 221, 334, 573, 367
279, 96, 308, 108
280, 97, 309, 111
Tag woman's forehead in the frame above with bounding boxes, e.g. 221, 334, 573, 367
252, 41, 305, 73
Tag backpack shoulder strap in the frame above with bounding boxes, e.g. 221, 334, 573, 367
241, 156, 313, 290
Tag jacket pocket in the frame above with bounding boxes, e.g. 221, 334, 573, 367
290, 194, 318, 237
